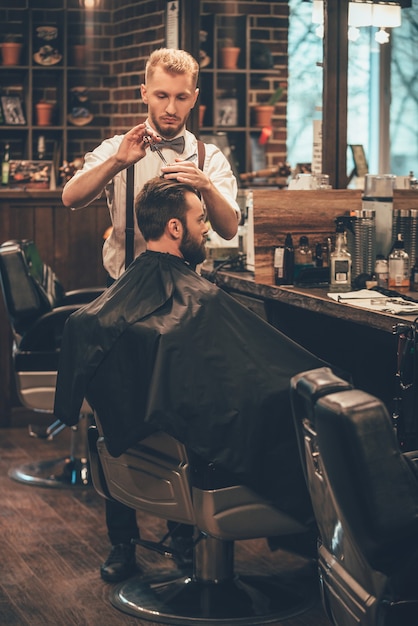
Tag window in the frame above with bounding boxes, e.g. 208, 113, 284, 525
287, 0, 418, 181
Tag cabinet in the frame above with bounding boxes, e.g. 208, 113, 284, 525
199, 14, 282, 176
0, 0, 106, 185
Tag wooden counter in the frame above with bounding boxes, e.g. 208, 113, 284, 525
0, 190, 110, 289
202, 264, 418, 411
202, 266, 418, 334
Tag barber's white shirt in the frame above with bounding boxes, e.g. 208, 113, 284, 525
70, 125, 240, 279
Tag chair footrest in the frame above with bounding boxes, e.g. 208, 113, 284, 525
28, 419, 66, 440
133, 538, 176, 559
133, 537, 196, 565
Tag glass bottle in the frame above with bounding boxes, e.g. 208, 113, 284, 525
315, 242, 323, 267
283, 233, 295, 285
37, 135, 46, 160
294, 235, 314, 280
374, 256, 388, 289
330, 219, 352, 292
2, 143, 10, 186
388, 233, 410, 291
275, 233, 294, 285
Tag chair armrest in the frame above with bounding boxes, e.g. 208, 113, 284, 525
14, 350, 60, 371
61, 287, 104, 305
404, 451, 418, 478
18, 304, 86, 351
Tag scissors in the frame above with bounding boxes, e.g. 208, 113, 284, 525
143, 127, 196, 165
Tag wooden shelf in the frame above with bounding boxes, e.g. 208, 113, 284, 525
0, 0, 105, 176
199, 13, 283, 175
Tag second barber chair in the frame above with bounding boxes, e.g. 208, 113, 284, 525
0, 239, 103, 487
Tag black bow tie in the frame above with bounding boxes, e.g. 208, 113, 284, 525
151, 136, 185, 154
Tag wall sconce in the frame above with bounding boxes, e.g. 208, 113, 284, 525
312, 1, 402, 44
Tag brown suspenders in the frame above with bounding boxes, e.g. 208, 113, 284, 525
124, 140, 206, 270
124, 164, 135, 269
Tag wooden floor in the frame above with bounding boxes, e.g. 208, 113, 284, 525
0, 410, 332, 626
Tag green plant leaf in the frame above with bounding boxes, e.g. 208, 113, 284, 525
267, 86, 284, 106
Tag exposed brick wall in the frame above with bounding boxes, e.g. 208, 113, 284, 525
109, 0, 166, 133
68, 0, 289, 167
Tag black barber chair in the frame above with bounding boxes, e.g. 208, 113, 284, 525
290, 366, 418, 626
88, 416, 318, 625
0, 239, 103, 487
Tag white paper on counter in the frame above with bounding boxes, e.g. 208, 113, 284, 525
327, 289, 418, 315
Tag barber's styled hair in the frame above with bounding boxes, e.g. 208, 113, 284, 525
135, 177, 201, 241
145, 48, 199, 88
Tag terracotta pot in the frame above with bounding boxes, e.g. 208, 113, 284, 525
199, 104, 206, 126
71, 45, 86, 67
253, 105, 275, 128
1, 42, 23, 66
220, 47, 240, 70
36, 102, 54, 126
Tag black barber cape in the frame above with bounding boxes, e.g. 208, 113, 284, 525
54, 251, 326, 523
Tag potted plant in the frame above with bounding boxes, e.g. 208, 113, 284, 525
1, 34, 23, 66
35, 100, 55, 126
219, 38, 241, 70
253, 85, 285, 128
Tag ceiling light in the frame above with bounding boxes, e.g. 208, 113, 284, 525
372, 3, 402, 28
312, 1, 402, 44
349, 2, 373, 26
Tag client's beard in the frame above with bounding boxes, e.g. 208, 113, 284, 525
180, 228, 207, 266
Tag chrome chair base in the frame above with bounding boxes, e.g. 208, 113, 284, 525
8, 413, 93, 488
8, 455, 90, 488
111, 571, 315, 625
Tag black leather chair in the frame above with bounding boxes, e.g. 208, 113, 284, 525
0, 239, 103, 487
290, 366, 418, 626
88, 414, 318, 625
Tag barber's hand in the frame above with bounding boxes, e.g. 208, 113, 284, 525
116, 123, 161, 166
161, 158, 210, 191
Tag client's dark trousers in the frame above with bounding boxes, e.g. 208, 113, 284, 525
105, 499, 193, 545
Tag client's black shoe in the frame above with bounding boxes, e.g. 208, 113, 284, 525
100, 543, 137, 583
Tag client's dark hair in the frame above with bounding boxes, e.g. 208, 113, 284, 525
135, 177, 200, 241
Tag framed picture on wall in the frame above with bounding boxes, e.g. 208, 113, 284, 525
350, 144, 368, 178
200, 132, 241, 184
214, 98, 238, 126
1, 96, 26, 125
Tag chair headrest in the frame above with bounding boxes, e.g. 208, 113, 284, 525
0, 239, 65, 335
316, 388, 418, 569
